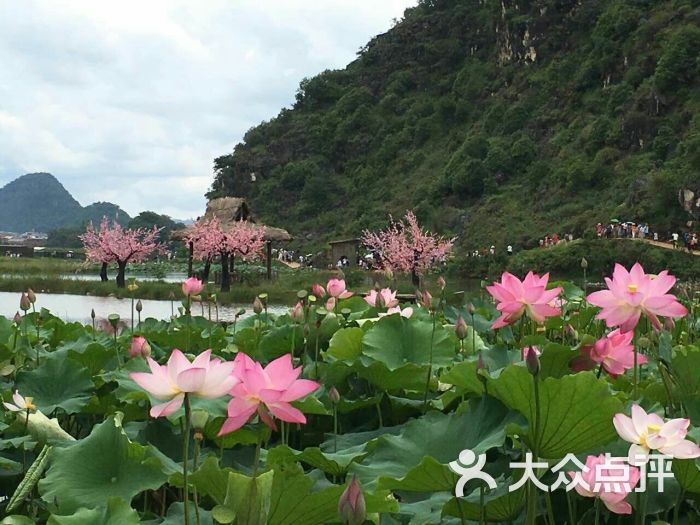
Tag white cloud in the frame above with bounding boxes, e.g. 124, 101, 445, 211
0, 0, 417, 220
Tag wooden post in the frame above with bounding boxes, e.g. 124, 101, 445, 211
266, 241, 272, 280
188, 241, 194, 277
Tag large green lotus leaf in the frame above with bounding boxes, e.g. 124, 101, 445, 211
323, 359, 432, 391
16, 355, 94, 414
442, 480, 527, 522
487, 365, 623, 458
26, 411, 75, 444
378, 455, 457, 492
439, 361, 485, 396
672, 346, 700, 422
257, 325, 305, 362
156, 502, 214, 525
362, 315, 456, 370
0, 516, 36, 525
266, 445, 367, 477
213, 470, 275, 525
390, 492, 457, 525
38, 414, 168, 513
673, 458, 700, 494
351, 397, 515, 489
325, 327, 365, 362
539, 342, 577, 379
47, 497, 140, 524
188, 456, 234, 505
267, 464, 398, 525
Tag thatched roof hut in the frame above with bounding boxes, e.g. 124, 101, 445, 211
172, 197, 292, 279
172, 197, 292, 242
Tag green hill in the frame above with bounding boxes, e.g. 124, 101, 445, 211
0, 173, 130, 232
208, 0, 700, 250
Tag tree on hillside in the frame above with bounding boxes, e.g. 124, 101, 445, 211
80, 217, 164, 287
362, 211, 455, 286
128, 211, 184, 247
187, 218, 266, 292
47, 224, 86, 248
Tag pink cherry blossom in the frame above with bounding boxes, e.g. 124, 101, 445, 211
365, 288, 399, 308
130, 349, 238, 418
182, 277, 204, 296
218, 353, 320, 435
361, 211, 455, 278
568, 454, 640, 514
486, 272, 563, 329
571, 329, 645, 377
587, 263, 688, 332
327, 279, 353, 299
613, 404, 700, 464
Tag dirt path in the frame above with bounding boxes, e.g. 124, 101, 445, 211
630, 238, 700, 256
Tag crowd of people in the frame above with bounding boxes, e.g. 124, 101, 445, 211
597, 221, 698, 253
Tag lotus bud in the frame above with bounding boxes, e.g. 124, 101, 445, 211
328, 386, 340, 404
468, 303, 476, 316
182, 277, 204, 296
135, 299, 143, 313
580, 257, 588, 269
524, 346, 541, 376
253, 297, 264, 314
13, 311, 21, 325
129, 336, 150, 358
455, 316, 468, 341
437, 276, 446, 290
91, 308, 96, 320
664, 317, 675, 331
476, 352, 487, 373
27, 288, 36, 304
290, 302, 305, 323
312, 284, 325, 298
169, 291, 176, 300
338, 475, 366, 525
19, 293, 30, 312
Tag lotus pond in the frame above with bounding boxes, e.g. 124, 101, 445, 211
0, 264, 699, 524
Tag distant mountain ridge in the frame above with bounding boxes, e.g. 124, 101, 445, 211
0, 173, 130, 233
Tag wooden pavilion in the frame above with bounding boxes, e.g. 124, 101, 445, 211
172, 197, 292, 280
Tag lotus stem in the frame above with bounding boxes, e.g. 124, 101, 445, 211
183, 393, 191, 525
422, 312, 437, 412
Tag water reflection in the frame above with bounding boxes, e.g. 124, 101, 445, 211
0, 292, 287, 323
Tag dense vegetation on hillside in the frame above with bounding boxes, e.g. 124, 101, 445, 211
0, 173, 129, 233
209, 0, 700, 250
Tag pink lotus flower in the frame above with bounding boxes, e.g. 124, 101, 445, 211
613, 404, 700, 464
182, 277, 204, 296
486, 272, 563, 329
378, 306, 413, 318
572, 329, 645, 377
3, 390, 36, 413
587, 263, 688, 332
312, 283, 326, 298
365, 288, 399, 309
568, 454, 640, 514
130, 349, 237, 418
327, 279, 353, 299
129, 336, 151, 358
218, 353, 320, 435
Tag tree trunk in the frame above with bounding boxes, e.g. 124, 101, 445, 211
266, 241, 272, 280
229, 254, 234, 273
202, 258, 211, 282
187, 241, 194, 277
100, 262, 108, 282
220, 253, 231, 292
411, 268, 420, 287
116, 261, 127, 288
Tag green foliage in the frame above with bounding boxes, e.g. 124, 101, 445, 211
208, 0, 699, 251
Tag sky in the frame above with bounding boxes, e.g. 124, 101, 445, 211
0, 0, 417, 221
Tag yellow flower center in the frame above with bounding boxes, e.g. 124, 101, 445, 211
25, 396, 37, 411
627, 284, 638, 293
639, 423, 661, 447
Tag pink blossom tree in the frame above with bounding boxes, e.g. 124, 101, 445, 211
187, 218, 266, 292
186, 218, 224, 282
362, 211, 455, 286
80, 217, 165, 288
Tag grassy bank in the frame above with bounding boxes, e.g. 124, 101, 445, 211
455, 238, 700, 282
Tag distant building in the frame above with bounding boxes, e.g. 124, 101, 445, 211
329, 238, 360, 268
